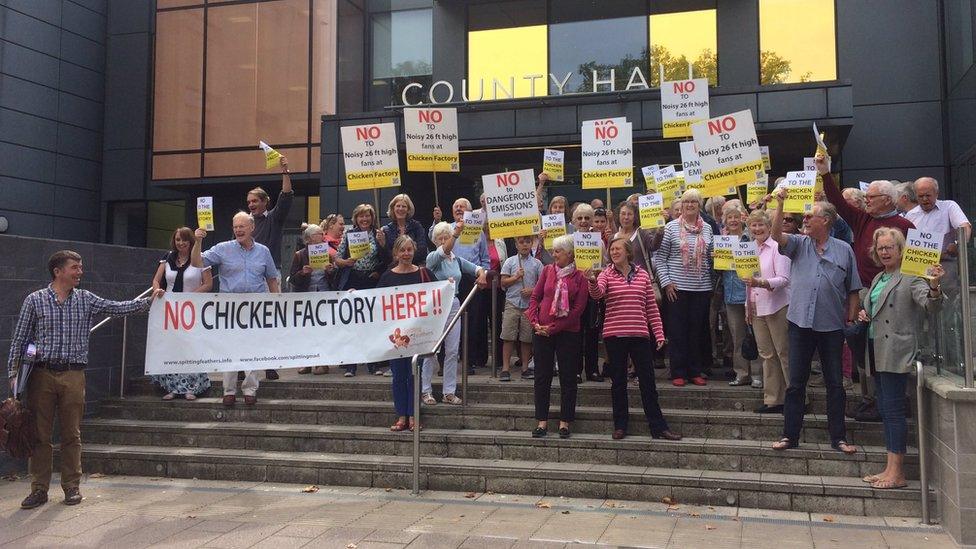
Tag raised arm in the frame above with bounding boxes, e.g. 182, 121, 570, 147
191, 229, 206, 268
770, 189, 790, 249
279, 156, 292, 194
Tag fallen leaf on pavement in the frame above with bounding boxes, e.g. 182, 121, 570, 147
346, 544, 357, 549
464, 492, 477, 498
561, 511, 570, 515
705, 525, 716, 530
302, 485, 320, 493
89, 473, 106, 479
822, 516, 834, 523
536, 502, 551, 509
691, 513, 701, 518
662, 496, 675, 505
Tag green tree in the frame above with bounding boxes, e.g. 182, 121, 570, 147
760, 50, 807, 84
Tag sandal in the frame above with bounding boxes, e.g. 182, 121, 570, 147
442, 394, 463, 406
871, 478, 907, 490
162, 393, 175, 401
390, 418, 408, 432
862, 473, 883, 483
832, 440, 857, 455
772, 437, 797, 451
184, 394, 196, 401
408, 418, 422, 431
421, 393, 437, 405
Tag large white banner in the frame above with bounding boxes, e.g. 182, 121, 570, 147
145, 282, 455, 375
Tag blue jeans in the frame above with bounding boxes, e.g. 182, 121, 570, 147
875, 370, 908, 454
389, 357, 414, 417
783, 322, 847, 445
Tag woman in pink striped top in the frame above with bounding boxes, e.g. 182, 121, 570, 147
587, 238, 682, 441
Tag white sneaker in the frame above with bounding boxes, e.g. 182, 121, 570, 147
527, 358, 535, 371
751, 378, 763, 389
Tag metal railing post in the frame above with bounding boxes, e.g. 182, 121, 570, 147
490, 276, 499, 378
461, 311, 469, 406
916, 360, 930, 524
120, 318, 129, 399
957, 227, 973, 388
412, 353, 423, 495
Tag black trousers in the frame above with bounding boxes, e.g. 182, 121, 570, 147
533, 331, 581, 422
581, 299, 601, 377
605, 337, 670, 434
459, 275, 487, 367
666, 290, 712, 379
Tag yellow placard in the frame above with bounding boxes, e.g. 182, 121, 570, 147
638, 193, 665, 228
782, 170, 816, 214
700, 159, 765, 198
733, 242, 761, 279
901, 229, 941, 278
581, 169, 633, 189
760, 146, 771, 171
259, 140, 282, 170
488, 216, 540, 239
459, 213, 484, 245
663, 119, 702, 139
542, 149, 564, 182
308, 243, 331, 269
657, 175, 681, 201
541, 214, 566, 250
713, 235, 734, 271
573, 233, 603, 271
747, 175, 768, 206
346, 169, 402, 191
197, 210, 214, 232
406, 153, 458, 172
347, 231, 371, 260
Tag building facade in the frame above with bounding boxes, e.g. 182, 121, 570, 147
1, 0, 975, 260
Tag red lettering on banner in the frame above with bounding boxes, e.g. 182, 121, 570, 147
381, 295, 395, 320
707, 116, 736, 136
355, 126, 381, 140
673, 81, 695, 93
164, 301, 195, 330
381, 291, 431, 321
418, 110, 443, 123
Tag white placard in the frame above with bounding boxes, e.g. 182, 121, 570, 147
340, 122, 401, 190
581, 118, 633, 189
679, 141, 703, 188
661, 78, 710, 138
404, 107, 459, 172
196, 196, 214, 231
691, 110, 763, 197
482, 168, 540, 239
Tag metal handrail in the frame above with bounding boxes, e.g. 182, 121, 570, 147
916, 360, 930, 525
956, 226, 973, 388
411, 282, 482, 495
90, 287, 153, 399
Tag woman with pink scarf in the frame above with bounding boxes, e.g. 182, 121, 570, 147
526, 234, 589, 439
652, 189, 715, 387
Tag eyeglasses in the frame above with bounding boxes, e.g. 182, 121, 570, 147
876, 245, 896, 252
594, 208, 607, 216
865, 194, 886, 201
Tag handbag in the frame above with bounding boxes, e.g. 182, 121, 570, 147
1, 362, 37, 459
741, 325, 759, 361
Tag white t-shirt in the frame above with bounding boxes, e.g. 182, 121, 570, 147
905, 200, 971, 250
163, 261, 210, 292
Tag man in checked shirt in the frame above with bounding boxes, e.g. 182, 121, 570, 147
7, 250, 163, 510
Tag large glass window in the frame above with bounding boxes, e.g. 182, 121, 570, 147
649, 6, 717, 86
946, 0, 975, 86
152, 0, 337, 180
369, 8, 432, 108
759, 0, 837, 84
468, 1, 547, 100
548, 1, 648, 94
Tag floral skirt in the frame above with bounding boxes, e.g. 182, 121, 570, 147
151, 373, 212, 395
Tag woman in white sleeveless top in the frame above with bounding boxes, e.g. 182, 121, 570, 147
150, 227, 213, 400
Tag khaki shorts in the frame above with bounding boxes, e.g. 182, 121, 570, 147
501, 301, 533, 343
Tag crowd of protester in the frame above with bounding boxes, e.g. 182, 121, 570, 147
6, 153, 972, 510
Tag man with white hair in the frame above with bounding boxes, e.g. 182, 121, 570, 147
895, 182, 918, 215
817, 156, 914, 422
193, 212, 280, 407
906, 177, 971, 296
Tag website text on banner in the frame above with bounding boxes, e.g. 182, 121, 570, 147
483, 169, 540, 239
145, 281, 455, 375
542, 148, 565, 182
581, 118, 633, 189
691, 110, 763, 198
660, 77, 709, 138
404, 107, 459, 172
340, 123, 401, 191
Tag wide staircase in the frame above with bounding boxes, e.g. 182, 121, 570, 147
79, 370, 930, 517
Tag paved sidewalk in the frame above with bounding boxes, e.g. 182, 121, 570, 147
0, 474, 954, 548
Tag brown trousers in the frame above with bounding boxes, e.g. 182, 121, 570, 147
26, 368, 85, 493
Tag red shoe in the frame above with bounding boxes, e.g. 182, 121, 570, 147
672, 378, 686, 387
691, 376, 707, 386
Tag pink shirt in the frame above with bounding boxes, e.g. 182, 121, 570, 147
750, 237, 791, 317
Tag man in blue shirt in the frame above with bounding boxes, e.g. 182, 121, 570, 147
193, 212, 280, 406
769, 189, 861, 455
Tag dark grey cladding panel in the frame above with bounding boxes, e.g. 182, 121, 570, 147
0, 75, 59, 119
60, 61, 105, 101
0, 141, 57, 182
70, 0, 108, 16
1, 0, 62, 25
0, 107, 59, 150
0, 177, 56, 214
0, 6, 62, 56
107, 0, 151, 35
757, 88, 827, 122
62, 0, 107, 42
58, 91, 104, 131
103, 34, 150, 149
320, 153, 341, 186
0, 209, 54, 238
59, 29, 105, 73
57, 123, 102, 160
101, 148, 147, 201
709, 94, 757, 119
52, 217, 98, 242
57, 154, 101, 190
322, 120, 341, 154
844, 168, 947, 189
948, 95, 976, 163
459, 109, 515, 139
843, 102, 944, 170
640, 100, 662, 130
515, 105, 577, 137
577, 102, 642, 128
54, 186, 100, 219
1, 41, 61, 88
827, 87, 853, 119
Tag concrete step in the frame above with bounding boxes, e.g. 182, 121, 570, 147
75, 443, 928, 517
81, 418, 920, 480
96, 396, 906, 446
128, 374, 869, 415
